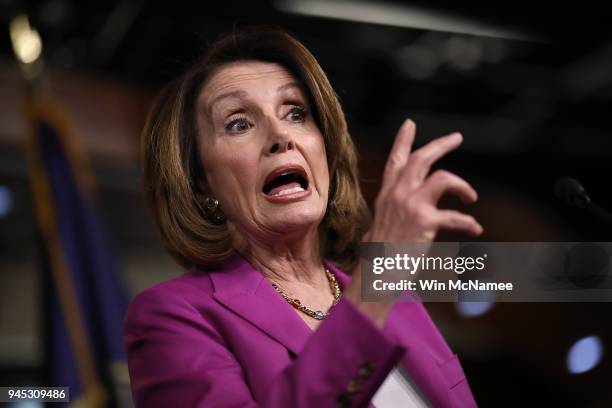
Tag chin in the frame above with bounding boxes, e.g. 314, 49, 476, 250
264, 204, 326, 233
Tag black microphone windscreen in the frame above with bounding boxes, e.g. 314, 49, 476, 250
555, 177, 588, 207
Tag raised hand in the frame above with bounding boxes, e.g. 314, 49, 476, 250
344, 119, 483, 328
366, 119, 483, 243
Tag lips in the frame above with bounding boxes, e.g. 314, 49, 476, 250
262, 165, 309, 197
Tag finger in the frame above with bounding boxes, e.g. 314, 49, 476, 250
434, 210, 484, 236
382, 119, 416, 186
419, 170, 478, 205
402, 132, 463, 188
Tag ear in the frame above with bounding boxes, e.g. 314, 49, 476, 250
194, 176, 213, 201
192, 133, 213, 198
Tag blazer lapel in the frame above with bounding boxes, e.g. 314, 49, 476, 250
209, 255, 361, 357
209, 253, 314, 355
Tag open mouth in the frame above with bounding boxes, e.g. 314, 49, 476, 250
262, 166, 309, 197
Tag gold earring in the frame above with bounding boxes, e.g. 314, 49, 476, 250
201, 197, 226, 224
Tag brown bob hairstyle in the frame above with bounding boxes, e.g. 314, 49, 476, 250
142, 26, 371, 272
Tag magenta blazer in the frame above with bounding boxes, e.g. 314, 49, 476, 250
123, 253, 478, 407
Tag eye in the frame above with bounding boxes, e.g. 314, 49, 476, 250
224, 115, 252, 134
285, 106, 307, 123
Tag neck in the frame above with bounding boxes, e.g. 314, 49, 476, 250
233, 224, 326, 286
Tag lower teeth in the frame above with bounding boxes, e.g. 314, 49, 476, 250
273, 186, 305, 196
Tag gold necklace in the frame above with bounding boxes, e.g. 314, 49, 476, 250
270, 268, 342, 320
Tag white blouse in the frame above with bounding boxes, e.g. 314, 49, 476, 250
372, 364, 431, 407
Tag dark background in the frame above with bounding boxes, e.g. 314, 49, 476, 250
1, 1, 611, 406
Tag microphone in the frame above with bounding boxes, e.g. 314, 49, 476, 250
555, 177, 590, 208
555, 177, 612, 225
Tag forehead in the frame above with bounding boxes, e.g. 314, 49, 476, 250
199, 61, 300, 107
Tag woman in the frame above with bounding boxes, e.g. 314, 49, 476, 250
124, 26, 483, 407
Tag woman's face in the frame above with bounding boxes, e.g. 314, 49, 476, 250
196, 61, 330, 240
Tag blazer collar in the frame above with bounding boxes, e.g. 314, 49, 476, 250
209, 252, 351, 355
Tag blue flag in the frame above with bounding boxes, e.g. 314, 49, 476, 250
26, 96, 131, 407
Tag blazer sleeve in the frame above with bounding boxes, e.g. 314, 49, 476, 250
123, 287, 407, 408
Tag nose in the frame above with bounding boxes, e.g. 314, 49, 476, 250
265, 118, 294, 155
269, 138, 294, 154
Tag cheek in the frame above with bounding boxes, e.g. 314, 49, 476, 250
312, 138, 330, 192
207, 154, 258, 201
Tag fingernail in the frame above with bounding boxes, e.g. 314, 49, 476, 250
403, 119, 415, 129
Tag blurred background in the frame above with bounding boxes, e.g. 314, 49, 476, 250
1, 0, 611, 406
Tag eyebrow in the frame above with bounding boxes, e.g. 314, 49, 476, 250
207, 82, 304, 113
276, 81, 303, 93
207, 90, 248, 113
